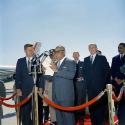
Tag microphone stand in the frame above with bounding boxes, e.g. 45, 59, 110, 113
31, 51, 50, 125
32, 64, 39, 125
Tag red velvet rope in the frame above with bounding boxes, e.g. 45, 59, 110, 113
42, 91, 105, 111
0, 93, 17, 101
0, 94, 32, 108
0, 90, 105, 111
112, 87, 124, 102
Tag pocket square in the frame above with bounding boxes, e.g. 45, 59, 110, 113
63, 66, 67, 69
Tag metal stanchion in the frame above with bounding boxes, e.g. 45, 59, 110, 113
32, 65, 39, 125
16, 96, 21, 125
30, 43, 54, 125
106, 84, 115, 125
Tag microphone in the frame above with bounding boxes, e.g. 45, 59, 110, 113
31, 49, 55, 65
40, 51, 50, 63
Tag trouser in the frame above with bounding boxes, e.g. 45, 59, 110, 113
0, 119, 1, 125
55, 100, 75, 125
43, 106, 49, 122
74, 81, 86, 122
48, 82, 56, 122
118, 103, 125, 125
89, 96, 108, 125
20, 98, 33, 125
20, 95, 43, 125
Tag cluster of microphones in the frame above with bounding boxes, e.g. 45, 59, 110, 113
30, 49, 55, 74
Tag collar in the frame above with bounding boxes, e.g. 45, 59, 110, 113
90, 53, 96, 58
59, 56, 66, 65
120, 53, 124, 57
26, 57, 33, 62
74, 60, 79, 64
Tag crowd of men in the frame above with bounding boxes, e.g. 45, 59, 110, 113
14, 43, 125, 125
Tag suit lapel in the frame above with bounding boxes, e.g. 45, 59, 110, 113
88, 54, 98, 66
58, 58, 67, 70
92, 54, 98, 66
118, 55, 121, 62
24, 57, 29, 73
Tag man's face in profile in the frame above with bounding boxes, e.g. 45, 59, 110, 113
55, 51, 65, 61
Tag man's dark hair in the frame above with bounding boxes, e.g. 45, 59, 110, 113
119, 43, 125, 48
24, 44, 33, 50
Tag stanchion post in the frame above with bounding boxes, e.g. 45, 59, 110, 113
32, 65, 39, 125
16, 96, 21, 125
106, 84, 115, 125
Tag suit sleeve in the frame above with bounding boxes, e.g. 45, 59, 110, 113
111, 57, 116, 78
82, 58, 87, 79
38, 75, 53, 89
102, 56, 111, 83
15, 59, 22, 89
55, 61, 76, 80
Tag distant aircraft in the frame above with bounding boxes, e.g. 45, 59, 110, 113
0, 65, 15, 82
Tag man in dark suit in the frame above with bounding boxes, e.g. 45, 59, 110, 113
0, 80, 6, 125
111, 43, 125, 125
83, 44, 110, 125
72, 52, 86, 124
50, 45, 76, 125
111, 43, 125, 79
15, 43, 44, 125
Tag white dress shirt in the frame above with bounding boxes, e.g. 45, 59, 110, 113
26, 57, 32, 66
120, 54, 124, 60
58, 56, 66, 68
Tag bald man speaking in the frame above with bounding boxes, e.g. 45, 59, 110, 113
50, 45, 76, 125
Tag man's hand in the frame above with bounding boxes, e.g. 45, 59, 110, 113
50, 63, 58, 72
16, 89, 22, 96
38, 88, 43, 96
77, 77, 84, 81
44, 90, 48, 95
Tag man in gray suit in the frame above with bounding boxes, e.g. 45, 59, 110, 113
50, 45, 76, 125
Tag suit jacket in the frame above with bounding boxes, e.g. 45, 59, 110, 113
52, 58, 76, 102
0, 80, 6, 97
15, 57, 44, 97
74, 61, 84, 81
111, 54, 125, 79
83, 54, 110, 99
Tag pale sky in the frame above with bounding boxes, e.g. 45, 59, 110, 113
0, 0, 125, 65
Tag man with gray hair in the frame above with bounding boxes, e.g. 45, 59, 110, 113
83, 43, 110, 125
50, 45, 76, 125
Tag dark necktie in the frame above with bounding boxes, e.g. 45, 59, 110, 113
120, 54, 125, 64
90, 55, 93, 64
28, 59, 31, 72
